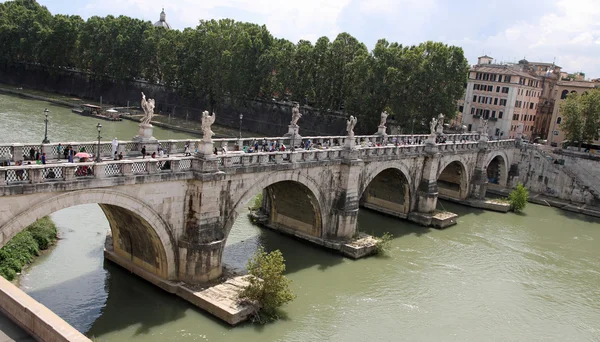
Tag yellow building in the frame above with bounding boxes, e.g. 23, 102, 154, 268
547, 80, 597, 146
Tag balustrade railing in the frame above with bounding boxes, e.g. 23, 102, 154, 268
0, 157, 195, 186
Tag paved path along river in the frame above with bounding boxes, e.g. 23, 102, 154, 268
2, 93, 600, 341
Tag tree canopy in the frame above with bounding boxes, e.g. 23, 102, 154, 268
0, 0, 469, 132
560, 88, 600, 146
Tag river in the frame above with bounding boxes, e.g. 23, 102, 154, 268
2, 93, 600, 341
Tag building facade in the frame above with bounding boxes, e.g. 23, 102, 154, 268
461, 56, 542, 140
547, 80, 597, 146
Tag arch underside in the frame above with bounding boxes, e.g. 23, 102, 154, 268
261, 181, 323, 238
486, 155, 507, 187
360, 168, 410, 218
0, 190, 174, 280
438, 161, 468, 200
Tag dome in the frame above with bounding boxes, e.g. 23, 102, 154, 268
154, 8, 171, 29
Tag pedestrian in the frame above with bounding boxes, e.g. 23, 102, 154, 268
141, 145, 147, 158
57, 143, 62, 160
35, 149, 40, 161
151, 152, 156, 158
111, 137, 119, 159
184, 143, 191, 156
118, 152, 123, 160
29, 147, 35, 160
41, 153, 46, 165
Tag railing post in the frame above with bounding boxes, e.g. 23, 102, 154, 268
275, 153, 283, 164
11, 144, 23, 162
63, 164, 77, 181
169, 159, 180, 172
122, 161, 133, 176
223, 157, 233, 168
30, 166, 43, 184
147, 159, 159, 173
259, 154, 269, 164
168, 140, 178, 154
0, 168, 6, 186
94, 163, 107, 179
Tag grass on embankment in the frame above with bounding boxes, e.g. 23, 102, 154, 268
0, 217, 58, 281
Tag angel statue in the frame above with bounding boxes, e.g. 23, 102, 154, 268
347, 115, 357, 136
429, 117, 438, 135
290, 102, 302, 126
201, 111, 216, 142
140, 92, 155, 126
379, 111, 389, 127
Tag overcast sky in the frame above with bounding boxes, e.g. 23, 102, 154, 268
10, 0, 600, 78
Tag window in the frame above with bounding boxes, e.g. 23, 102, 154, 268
498, 75, 503, 82
494, 98, 498, 105
476, 73, 482, 80
459, 105, 464, 113
557, 117, 562, 124
502, 87, 509, 94
474, 84, 479, 90
529, 103, 534, 109
496, 86, 500, 93
473, 95, 477, 102
468, 124, 472, 131
471, 107, 475, 114
499, 111, 504, 119
505, 76, 511, 83
513, 113, 518, 120
492, 110, 496, 118
561, 90, 568, 99
484, 110, 490, 119
500, 99, 507, 106
515, 101, 521, 108
571, 90, 577, 94
488, 85, 493, 91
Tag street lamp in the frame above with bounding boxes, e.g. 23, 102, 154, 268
239, 114, 243, 139
96, 123, 102, 162
42, 108, 50, 144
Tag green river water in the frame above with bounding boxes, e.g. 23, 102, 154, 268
1, 93, 600, 341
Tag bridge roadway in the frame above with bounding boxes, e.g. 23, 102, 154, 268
0, 132, 517, 332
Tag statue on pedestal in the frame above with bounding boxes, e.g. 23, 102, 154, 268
201, 111, 216, 142
347, 115, 357, 136
436, 113, 445, 134
140, 92, 155, 126
290, 102, 302, 127
429, 117, 438, 135
379, 111, 388, 128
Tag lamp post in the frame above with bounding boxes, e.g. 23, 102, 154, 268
42, 108, 50, 144
96, 123, 102, 162
239, 114, 243, 139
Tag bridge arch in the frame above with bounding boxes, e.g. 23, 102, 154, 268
484, 151, 509, 187
360, 163, 414, 218
0, 190, 176, 280
437, 159, 469, 200
224, 171, 326, 241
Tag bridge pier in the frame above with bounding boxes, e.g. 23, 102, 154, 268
469, 142, 489, 200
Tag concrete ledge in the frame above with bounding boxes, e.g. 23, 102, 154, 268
104, 249, 254, 325
439, 195, 510, 213
408, 211, 457, 229
0, 277, 90, 342
341, 233, 378, 259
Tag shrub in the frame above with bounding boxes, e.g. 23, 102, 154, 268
240, 247, 296, 323
250, 193, 263, 211
0, 217, 58, 280
509, 183, 529, 212
375, 232, 393, 255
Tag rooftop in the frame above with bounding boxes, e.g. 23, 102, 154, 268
472, 65, 540, 80
154, 8, 171, 29
556, 80, 598, 88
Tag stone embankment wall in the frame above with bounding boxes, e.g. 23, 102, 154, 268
513, 147, 598, 205
0, 63, 363, 137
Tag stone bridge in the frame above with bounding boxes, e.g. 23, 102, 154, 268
0, 133, 517, 286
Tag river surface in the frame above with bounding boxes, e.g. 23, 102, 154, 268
3, 93, 600, 341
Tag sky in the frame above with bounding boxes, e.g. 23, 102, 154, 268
7, 0, 600, 78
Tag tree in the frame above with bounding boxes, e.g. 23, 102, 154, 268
508, 183, 529, 213
560, 88, 600, 149
240, 247, 295, 323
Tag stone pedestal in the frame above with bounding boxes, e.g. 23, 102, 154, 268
469, 167, 488, 200
344, 135, 356, 150
376, 126, 387, 136
425, 133, 437, 145
132, 124, 158, 155
283, 125, 302, 148
193, 141, 219, 173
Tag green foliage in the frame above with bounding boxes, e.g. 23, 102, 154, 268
0, 0, 469, 132
240, 247, 295, 323
250, 193, 263, 211
375, 232, 393, 255
508, 183, 529, 213
560, 88, 600, 147
0, 217, 57, 280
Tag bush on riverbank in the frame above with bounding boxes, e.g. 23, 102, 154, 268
240, 247, 295, 323
0, 217, 58, 280
509, 183, 529, 213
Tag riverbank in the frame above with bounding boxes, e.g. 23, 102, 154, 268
487, 188, 600, 218
0, 217, 58, 281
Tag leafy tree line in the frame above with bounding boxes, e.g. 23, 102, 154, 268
560, 88, 600, 148
0, 0, 469, 131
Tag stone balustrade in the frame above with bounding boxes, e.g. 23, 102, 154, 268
0, 157, 194, 186
0, 133, 489, 163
